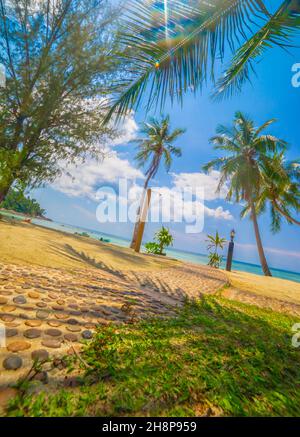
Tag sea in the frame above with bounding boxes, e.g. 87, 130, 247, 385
2, 210, 300, 283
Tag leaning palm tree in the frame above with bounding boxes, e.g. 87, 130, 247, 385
130, 115, 184, 249
242, 152, 300, 232
203, 111, 288, 277
106, 0, 300, 120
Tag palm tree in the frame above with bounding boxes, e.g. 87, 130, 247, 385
203, 111, 288, 277
206, 231, 227, 269
130, 115, 184, 249
242, 152, 300, 232
106, 0, 299, 120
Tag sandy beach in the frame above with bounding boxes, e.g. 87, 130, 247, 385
0, 217, 300, 392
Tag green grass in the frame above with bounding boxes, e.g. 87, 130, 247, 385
6, 296, 300, 417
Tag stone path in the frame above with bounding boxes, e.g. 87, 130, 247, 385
0, 261, 227, 388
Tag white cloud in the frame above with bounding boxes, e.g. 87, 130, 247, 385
52, 151, 143, 200
171, 170, 228, 201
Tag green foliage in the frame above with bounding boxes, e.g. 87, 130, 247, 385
145, 226, 174, 255
6, 297, 300, 417
206, 231, 226, 269
0, 188, 45, 217
134, 115, 184, 188
0, 0, 120, 197
107, 1, 299, 119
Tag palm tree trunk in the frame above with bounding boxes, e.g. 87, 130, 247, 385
130, 176, 151, 249
273, 201, 300, 226
250, 200, 272, 277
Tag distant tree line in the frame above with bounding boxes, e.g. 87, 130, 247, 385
0, 188, 46, 217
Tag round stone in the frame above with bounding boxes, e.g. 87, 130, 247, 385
13, 295, 27, 305
36, 302, 47, 308
6, 328, 18, 338
67, 318, 78, 325
36, 310, 49, 319
55, 313, 68, 320
47, 321, 61, 327
48, 293, 58, 299
33, 371, 48, 384
64, 333, 78, 342
66, 325, 81, 332
69, 310, 82, 316
82, 330, 93, 340
28, 291, 40, 299
0, 297, 7, 305
31, 349, 49, 363
52, 305, 64, 311
1, 305, 16, 312
25, 320, 42, 327
85, 323, 97, 329
24, 328, 42, 339
7, 341, 31, 352
3, 355, 23, 370
45, 328, 62, 337
41, 339, 61, 349
56, 300, 65, 305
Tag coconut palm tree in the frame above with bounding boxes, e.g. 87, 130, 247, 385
130, 115, 184, 249
106, 0, 300, 120
242, 152, 300, 232
203, 111, 288, 277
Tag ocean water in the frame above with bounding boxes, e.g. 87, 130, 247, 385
2, 211, 299, 283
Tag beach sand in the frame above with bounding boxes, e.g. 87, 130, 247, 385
0, 217, 299, 392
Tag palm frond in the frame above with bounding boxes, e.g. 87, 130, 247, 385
106, 0, 271, 120
214, 0, 300, 99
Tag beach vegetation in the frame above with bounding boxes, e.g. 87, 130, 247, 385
131, 115, 184, 248
0, 0, 120, 203
0, 187, 45, 217
203, 112, 288, 277
145, 226, 174, 256
206, 231, 226, 269
6, 296, 300, 417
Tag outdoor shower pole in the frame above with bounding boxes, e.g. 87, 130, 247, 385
226, 229, 236, 272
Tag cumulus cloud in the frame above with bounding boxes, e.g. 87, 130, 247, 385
171, 170, 229, 201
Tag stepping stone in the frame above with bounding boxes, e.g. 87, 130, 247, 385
82, 330, 93, 339
64, 333, 78, 342
28, 291, 40, 299
1, 305, 16, 312
69, 310, 82, 316
3, 355, 23, 370
6, 329, 18, 338
0, 297, 7, 305
36, 302, 47, 308
25, 320, 42, 327
41, 339, 61, 349
36, 310, 49, 319
66, 325, 81, 333
13, 295, 27, 305
7, 341, 31, 352
67, 318, 78, 325
0, 315, 15, 322
85, 323, 97, 329
47, 321, 61, 327
24, 328, 42, 339
45, 329, 62, 337
56, 300, 65, 305
31, 349, 49, 363
55, 313, 68, 320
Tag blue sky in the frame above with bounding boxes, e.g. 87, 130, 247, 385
32, 1, 300, 273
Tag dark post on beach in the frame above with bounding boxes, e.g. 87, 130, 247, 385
226, 229, 235, 272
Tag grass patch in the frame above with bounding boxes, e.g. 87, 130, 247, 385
7, 296, 300, 417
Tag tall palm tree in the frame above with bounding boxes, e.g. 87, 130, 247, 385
106, 0, 300, 120
130, 115, 184, 249
242, 152, 300, 232
203, 111, 287, 277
